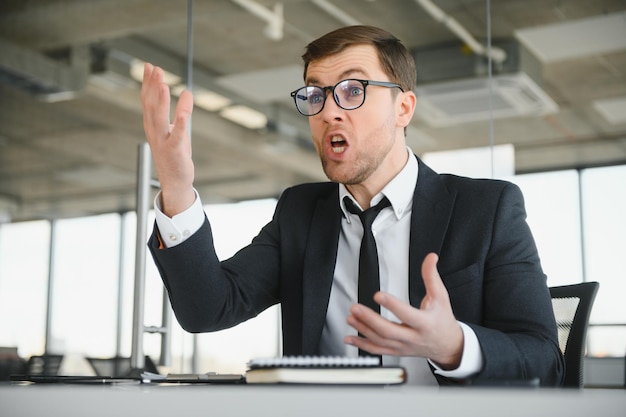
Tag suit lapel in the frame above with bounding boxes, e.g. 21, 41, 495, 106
301, 188, 341, 354
408, 158, 457, 306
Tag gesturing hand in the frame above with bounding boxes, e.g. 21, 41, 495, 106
344, 252, 464, 369
141, 63, 195, 217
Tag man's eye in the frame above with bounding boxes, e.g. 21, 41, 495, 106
348, 86, 363, 96
309, 93, 324, 104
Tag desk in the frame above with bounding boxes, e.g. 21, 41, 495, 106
1, 383, 624, 417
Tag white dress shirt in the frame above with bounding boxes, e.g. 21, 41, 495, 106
154, 148, 483, 385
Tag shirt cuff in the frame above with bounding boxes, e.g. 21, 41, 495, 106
154, 189, 205, 248
429, 321, 483, 379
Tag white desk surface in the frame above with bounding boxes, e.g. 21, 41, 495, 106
1, 382, 624, 417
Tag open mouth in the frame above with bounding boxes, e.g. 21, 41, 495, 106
330, 135, 347, 153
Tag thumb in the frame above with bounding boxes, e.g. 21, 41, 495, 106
171, 90, 194, 139
421, 252, 448, 304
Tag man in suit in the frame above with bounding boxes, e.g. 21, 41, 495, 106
141, 25, 564, 386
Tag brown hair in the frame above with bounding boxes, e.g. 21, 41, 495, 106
301, 25, 416, 92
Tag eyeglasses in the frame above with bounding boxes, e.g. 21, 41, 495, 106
290, 79, 404, 116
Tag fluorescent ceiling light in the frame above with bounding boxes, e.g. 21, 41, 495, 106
194, 88, 232, 112
129, 58, 181, 86
515, 12, 626, 63
38, 91, 80, 103
217, 65, 303, 104
220, 105, 268, 129
593, 96, 626, 125
171, 84, 232, 112
170, 84, 186, 97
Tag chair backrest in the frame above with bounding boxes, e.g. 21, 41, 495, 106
87, 355, 158, 377
26, 354, 64, 376
549, 281, 599, 388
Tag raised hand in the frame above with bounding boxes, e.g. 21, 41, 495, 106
141, 63, 195, 217
345, 252, 464, 369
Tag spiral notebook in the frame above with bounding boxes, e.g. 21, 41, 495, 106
245, 356, 406, 385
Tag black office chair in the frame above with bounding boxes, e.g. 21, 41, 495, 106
549, 281, 599, 388
25, 354, 64, 376
86, 355, 158, 377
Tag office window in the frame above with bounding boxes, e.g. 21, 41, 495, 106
580, 166, 626, 357
1, 167, 624, 369
511, 166, 626, 357
48, 214, 122, 357
119, 200, 279, 374
112, 210, 151, 360
509, 170, 584, 286
424, 149, 625, 358
184, 199, 280, 374
0, 220, 50, 358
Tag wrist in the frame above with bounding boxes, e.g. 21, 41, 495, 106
160, 187, 196, 217
432, 324, 464, 370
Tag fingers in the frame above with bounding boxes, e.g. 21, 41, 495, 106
369, 252, 447, 327
346, 304, 386, 335
344, 253, 456, 359
140, 62, 155, 98
373, 291, 423, 329
345, 304, 407, 355
141, 63, 174, 141
171, 89, 194, 141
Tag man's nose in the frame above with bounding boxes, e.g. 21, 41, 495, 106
319, 90, 344, 120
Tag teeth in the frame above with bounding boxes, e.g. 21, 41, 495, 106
330, 135, 346, 153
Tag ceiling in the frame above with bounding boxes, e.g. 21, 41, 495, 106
0, 0, 625, 223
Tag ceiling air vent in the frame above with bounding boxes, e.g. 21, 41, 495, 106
414, 72, 559, 127
412, 40, 558, 127
0, 38, 87, 102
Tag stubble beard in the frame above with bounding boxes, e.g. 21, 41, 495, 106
319, 120, 396, 185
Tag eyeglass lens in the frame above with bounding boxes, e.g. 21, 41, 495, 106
294, 79, 366, 116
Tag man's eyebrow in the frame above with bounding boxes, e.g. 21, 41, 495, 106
305, 68, 368, 86
305, 77, 321, 86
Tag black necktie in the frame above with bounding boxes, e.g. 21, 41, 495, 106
344, 196, 390, 358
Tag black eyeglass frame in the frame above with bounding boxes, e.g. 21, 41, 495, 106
290, 79, 404, 116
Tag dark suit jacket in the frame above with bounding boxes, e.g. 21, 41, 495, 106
149, 158, 564, 386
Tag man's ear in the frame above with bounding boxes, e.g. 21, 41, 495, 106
396, 90, 417, 129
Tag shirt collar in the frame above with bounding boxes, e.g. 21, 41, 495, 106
339, 147, 418, 221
